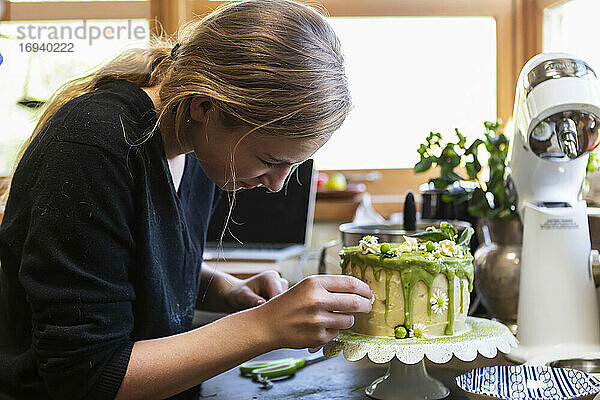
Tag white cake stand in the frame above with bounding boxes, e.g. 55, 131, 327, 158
323, 316, 518, 400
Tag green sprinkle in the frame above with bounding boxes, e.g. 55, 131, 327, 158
394, 326, 408, 339
425, 241, 435, 252
380, 243, 390, 253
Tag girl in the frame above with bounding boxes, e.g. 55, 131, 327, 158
0, 1, 372, 399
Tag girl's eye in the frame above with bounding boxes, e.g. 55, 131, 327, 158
261, 159, 277, 168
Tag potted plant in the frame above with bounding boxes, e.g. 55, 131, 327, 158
414, 121, 520, 330
415, 121, 517, 220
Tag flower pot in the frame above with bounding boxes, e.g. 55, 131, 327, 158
419, 182, 479, 252
473, 217, 522, 333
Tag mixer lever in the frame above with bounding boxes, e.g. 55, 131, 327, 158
557, 118, 579, 158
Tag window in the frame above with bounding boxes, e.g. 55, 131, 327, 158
0, 1, 150, 175
312, 16, 497, 170
191, 0, 512, 171
543, 0, 600, 73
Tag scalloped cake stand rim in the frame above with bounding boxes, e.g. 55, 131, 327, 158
323, 316, 519, 365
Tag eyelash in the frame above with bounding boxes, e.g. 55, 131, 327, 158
261, 160, 277, 168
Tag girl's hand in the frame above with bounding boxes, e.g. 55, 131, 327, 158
254, 275, 373, 350
224, 270, 289, 311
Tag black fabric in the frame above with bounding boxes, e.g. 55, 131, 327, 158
0, 80, 215, 399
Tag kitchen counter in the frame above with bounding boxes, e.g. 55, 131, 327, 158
200, 347, 516, 399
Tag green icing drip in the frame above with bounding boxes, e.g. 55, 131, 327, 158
384, 269, 393, 321
445, 271, 456, 335
372, 266, 383, 281
460, 279, 464, 314
401, 271, 412, 329
341, 258, 349, 275
359, 264, 368, 281
400, 267, 436, 330
427, 285, 432, 317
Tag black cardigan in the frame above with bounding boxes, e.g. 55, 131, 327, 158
0, 80, 215, 399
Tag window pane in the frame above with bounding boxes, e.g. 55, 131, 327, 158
313, 17, 497, 170
0, 19, 149, 175
543, 0, 600, 72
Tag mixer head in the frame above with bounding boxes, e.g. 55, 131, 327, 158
514, 55, 600, 162
529, 111, 600, 160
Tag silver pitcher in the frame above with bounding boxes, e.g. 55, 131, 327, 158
473, 218, 522, 334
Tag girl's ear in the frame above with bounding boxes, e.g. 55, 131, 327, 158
189, 96, 213, 122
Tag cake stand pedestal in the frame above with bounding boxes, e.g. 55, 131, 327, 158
323, 317, 518, 400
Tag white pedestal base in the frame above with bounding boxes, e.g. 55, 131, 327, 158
366, 358, 449, 400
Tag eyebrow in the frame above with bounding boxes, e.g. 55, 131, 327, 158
265, 153, 296, 165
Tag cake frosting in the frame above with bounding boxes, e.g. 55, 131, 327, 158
339, 222, 474, 338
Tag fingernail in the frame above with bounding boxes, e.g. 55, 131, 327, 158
256, 299, 266, 305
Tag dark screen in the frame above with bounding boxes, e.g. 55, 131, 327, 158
206, 159, 314, 245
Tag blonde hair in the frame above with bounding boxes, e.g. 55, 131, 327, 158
2, 0, 351, 204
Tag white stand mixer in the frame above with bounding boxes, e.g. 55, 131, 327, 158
507, 53, 600, 363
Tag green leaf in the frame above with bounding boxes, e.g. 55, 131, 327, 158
465, 162, 480, 180
429, 177, 452, 189
439, 221, 459, 241
455, 128, 467, 149
445, 171, 465, 181
414, 157, 434, 173
439, 144, 461, 170
465, 139, 484, 155
457, 227, 474, 248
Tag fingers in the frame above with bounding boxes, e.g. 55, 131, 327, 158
327, 293, 372, 313
309, 275, 372, 299
235, 287, 266, 308
280, 277, 289, 291
325, 312, 354, 330
257, 271, 286, 299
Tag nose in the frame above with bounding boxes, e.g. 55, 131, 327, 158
261, 164, 293, 192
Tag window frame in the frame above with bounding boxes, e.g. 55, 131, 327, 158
2, 1, 150, 20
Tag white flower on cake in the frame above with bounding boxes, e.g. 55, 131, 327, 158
430, 289, 449, 315
359, 235, 380, 254
409, 322, 428, 338
398, 236, 418, 253
388, 247, 402, 256
439, 239, 463, 257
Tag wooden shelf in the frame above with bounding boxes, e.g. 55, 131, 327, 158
314, 168, 438, 222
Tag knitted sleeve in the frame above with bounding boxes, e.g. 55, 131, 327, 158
20, 139, 137, 400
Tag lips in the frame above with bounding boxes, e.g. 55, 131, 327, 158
239, 181, 258, 189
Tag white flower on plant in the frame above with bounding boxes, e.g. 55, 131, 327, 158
398, 236, 418, 253
359, 235, 380, 255
430, 289, 449, 315
409, 322, 428, 339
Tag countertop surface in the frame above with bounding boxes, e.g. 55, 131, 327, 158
200, 347, 515, 399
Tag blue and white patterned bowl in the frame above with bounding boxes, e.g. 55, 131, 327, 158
456, 365, 600, 400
